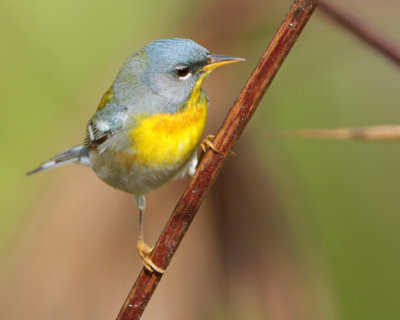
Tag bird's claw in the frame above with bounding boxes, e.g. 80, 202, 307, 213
137, 240, 165, 274
200, 134, 236, 156
201, 135, 219, 153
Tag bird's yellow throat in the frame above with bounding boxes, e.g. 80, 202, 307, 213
128, 75, 208, 167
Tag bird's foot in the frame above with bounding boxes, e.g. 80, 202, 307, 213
137, 240, 165, 274
201, 134, 219, 153
200, 134, 236, 156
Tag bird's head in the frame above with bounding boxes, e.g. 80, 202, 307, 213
112, 38, 243, 112
142, 38, 244, 107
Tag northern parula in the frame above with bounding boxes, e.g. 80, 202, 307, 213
28, 38, 243, 273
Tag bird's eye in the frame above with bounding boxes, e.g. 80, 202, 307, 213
175, 67, 191, 79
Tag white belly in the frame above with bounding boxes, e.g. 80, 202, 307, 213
89, 149, 198, 195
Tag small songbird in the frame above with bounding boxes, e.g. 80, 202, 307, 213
28, 38, 243, 273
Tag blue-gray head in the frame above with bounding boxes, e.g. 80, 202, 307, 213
114, 38, 244, 112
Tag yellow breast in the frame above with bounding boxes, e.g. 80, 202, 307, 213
129, 93, 207, 168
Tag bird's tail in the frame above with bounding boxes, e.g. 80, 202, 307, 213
27, 145, 90, 175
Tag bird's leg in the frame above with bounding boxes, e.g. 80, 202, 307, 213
201, 134, 219, 153
135, 195, 165, 274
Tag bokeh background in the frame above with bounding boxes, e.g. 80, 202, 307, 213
1, 0, 399, 319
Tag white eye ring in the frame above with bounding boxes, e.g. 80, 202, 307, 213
176, 67, 192, 80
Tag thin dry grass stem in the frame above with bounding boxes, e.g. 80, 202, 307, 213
115, 1, 317, 319
275, 125, 400, 141
318, 0, 400, 67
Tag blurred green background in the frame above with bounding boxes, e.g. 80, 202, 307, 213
1, 0, 399, 319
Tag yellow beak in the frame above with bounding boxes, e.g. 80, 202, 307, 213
202, 54, 245, 72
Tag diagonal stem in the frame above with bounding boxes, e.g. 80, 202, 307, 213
318, 0, 400, 67
116, 1, 317, 319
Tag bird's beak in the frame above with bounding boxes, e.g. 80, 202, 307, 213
202, 54, 245, 72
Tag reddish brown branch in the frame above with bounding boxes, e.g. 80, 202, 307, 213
115, 1, 317, 319
318, 0, 400, 67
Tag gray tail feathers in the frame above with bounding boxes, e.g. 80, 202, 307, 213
27, 145, 90, 176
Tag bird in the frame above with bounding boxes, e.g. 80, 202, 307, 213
27, 38, 244, 273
